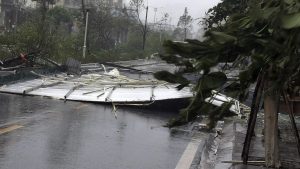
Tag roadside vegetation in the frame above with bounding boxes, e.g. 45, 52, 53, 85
0, 0, 175, 63
155, 0, 300, 167
157, 0, 300, 129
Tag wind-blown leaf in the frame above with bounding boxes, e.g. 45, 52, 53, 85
238, 17, 252, 29
209, 31, 237, 44
185, 39, 204, 45
284, 0, 294, 5
154, 71, 189, 88
200, 72, 227, 90
261, 7, 278, 19
163, 40, 207, 58
195, 55, 218, 72
281, 13, 300, 29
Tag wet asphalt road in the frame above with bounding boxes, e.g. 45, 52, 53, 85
0, 93, 189, 169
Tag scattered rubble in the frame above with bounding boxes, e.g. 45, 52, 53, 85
0, 52, 61, 71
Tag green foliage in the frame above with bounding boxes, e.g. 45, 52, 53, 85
159, 0, 300, 127
0, 6, 79, 62
281, 13, 300, 29
0, 1, 173, 63
47, 7, 72, 25
0, 20, 41, 57
200, 72, 227, 90
154, 71, 189, 89
208, 31, 237, 44
203, 0, 247, 30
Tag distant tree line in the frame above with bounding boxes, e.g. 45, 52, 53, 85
0, 0, 190, 63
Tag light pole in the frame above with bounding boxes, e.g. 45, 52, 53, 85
83, 9, 89, 59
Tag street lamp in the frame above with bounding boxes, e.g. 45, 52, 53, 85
83, 9, 89, 59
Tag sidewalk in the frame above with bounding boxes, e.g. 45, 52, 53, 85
192, 113, 300, 169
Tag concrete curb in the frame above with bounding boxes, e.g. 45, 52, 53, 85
189, 135, 209, 169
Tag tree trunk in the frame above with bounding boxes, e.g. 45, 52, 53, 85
38, 0, 48, 50
264, 82, 280, 168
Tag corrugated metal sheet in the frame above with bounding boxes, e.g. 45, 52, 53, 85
0, 72, 193, 104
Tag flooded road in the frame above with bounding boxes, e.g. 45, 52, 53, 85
0, 93, 189, 169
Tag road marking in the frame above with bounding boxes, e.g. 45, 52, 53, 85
75, 104, 88, 110
0, 124, 23, 135
175, 139, 201, 169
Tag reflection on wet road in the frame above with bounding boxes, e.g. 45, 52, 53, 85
0, 93, 189, 169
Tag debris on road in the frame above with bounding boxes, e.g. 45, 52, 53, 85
0, 52, 61, 71
0, 56, 248, 115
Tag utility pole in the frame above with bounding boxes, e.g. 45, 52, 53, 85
159, 24, 162, 46
142, 6, 148, 50
83, 10, 89, 59
184, 16, 187, 39
153, 8, 157, 24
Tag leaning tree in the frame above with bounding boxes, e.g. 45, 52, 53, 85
155, 0, 300, 167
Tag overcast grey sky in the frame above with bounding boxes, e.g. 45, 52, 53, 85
125, 0, 221, 29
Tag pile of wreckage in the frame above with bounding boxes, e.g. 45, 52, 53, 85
0, 52, 61, 71
0, 52, 249, 115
